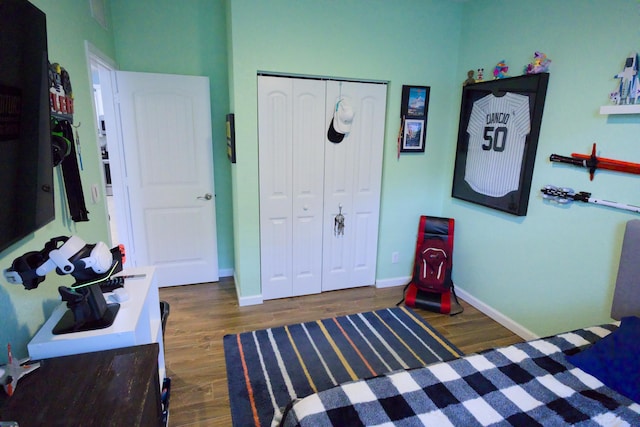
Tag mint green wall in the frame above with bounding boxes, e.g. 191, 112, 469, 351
3, 0, 637, 363
446, 0, 640, 336
0, 0, 115, 363
227, 0, 464, 297
228, 0, 640, 337
110, 0, 234, 272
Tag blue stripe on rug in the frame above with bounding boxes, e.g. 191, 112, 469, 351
223, 306, 462, 427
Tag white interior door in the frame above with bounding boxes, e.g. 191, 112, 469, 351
258, 76, 325, 299
100, 70, 219, 287
322, 81, 387, 291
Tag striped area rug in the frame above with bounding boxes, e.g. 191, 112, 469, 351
223, 306, 462, 427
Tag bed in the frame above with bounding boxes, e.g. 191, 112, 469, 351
275, 220, 640, 426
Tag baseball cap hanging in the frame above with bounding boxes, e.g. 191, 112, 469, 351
327, 99, 354, 143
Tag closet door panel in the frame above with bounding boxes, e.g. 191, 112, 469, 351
322, 81, 387, 292
350, 89, 387, 286
259, 76, 325, 299
259, 76, 294, 299
291, 79, 325, 296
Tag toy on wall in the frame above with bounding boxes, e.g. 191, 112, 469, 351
550, 143, 640, 180
524, 51, 552, 74
493, 60, 508, 79
609, 52, 639, 105
476, 68, 484, 82
463, 70, 475, 86
541, 185, 640, 214
49, 62, 74, 116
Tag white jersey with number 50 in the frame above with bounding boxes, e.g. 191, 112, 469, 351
465, 92, 530, 197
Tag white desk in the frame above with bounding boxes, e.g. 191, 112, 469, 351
27, 266, 165, 383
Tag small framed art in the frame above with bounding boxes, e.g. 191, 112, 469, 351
402, 119, 425, 150
400, 85, 430, 153
226, 113, 236, 163
451, 73, 549, 216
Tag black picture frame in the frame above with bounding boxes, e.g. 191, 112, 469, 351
400, 85, 430, 152
226, 113, 236, 163
451, 73, 549, 216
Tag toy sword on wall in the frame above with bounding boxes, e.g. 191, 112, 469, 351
549, 143, 640, 180
541, 185, 640, 214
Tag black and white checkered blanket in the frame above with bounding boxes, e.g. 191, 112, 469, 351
277, 323, 640, 426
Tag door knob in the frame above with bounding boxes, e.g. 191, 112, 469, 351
197, 193, 213, 200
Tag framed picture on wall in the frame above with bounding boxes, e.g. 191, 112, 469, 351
402, 119, 425, 150
451, 73, 549, 216
226, 113, 236, 163
400, 85, 430, 152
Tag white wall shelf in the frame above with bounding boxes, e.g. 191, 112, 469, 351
600, 104, 640, 114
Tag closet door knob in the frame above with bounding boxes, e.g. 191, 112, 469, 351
197, 193, 213, 201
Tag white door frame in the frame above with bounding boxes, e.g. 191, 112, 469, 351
85, 42, 131, 253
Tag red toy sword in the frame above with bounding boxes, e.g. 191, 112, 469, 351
549, 143, 640, 180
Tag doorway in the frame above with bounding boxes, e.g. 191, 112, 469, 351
85, 42, 118, 246
99, 70, 219, 287
86, 45, 219, 287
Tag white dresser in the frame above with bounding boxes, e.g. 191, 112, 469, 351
27, 266, 165, 383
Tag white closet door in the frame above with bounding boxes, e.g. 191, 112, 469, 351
291, 79, 326, 296
258, 76, 325, 299
322, 81, 387, 292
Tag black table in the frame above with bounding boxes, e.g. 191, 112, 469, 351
0, 344, 162, 427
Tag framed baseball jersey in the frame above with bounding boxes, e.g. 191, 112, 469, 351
452, 73, 549, 216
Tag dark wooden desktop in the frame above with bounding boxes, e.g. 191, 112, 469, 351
0, 344, 162, 427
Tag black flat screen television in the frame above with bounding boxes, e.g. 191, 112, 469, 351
0, 0, 54, 253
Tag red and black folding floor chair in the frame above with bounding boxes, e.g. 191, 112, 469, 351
398, 215, 463, 315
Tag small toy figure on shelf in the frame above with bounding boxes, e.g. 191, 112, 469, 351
610, 52, 639, 105
524, 51, 551, 74
463, 70, 475, 86
493, 60, 508, 79
476, 68, 484, 82
0, 344, 40, 396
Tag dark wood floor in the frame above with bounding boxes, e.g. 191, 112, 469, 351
159, 278, 523, 426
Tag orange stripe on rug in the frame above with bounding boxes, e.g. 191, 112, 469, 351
285, 325, 317, 393
373, 310, 428, 365
333, 317, 377, 377
399, 305, 462, 358
237, 334, 260, 426
317, 320, 358, 381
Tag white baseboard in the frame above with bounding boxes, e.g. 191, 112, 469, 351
236, 275, 410, 306
454, 286, 538, 341
231, 273, 539, 338
376, 276, 538, 341
233, 272, 263, 306
219, 267, 234, 278
238, 294, 263, 306
375, 276, 410, 288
